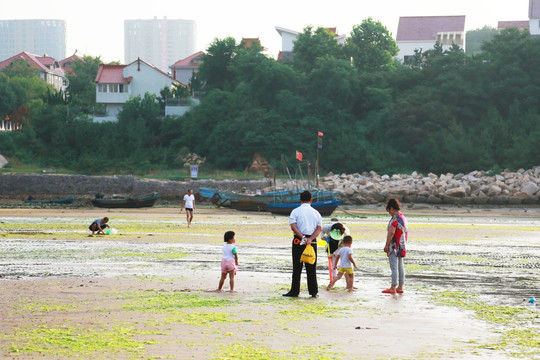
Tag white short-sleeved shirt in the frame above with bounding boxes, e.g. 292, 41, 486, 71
183, 194, 195, 208
222, 244, 237, 261
337, 246, 353, 268
289, 203, 322, 235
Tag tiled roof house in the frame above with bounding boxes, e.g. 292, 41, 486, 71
95, 57, 181, 121
241, 37, 263, 49
530, 0, 540, 37
396, 15, 466, 63
275, 26, 346, 62
498, 21, 529, 31
170, 51, 204, 86
59, 52, 84, 74
0, 51, 66, 91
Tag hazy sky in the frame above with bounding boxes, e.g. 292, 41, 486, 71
2, 0, 531, 62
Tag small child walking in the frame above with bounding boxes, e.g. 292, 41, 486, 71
327, 236, 358, 291
216, 231, 238, 292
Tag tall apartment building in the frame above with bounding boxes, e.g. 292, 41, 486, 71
0, 19, 66, 60
124, 17, 196, 73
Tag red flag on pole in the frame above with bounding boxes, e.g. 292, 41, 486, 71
318, 131, 324, 137
296, 151, 303, 162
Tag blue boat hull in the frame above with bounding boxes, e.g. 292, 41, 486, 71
266, 199, 341, 216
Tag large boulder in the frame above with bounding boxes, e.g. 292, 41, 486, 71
487, 185, 502, 196
521, 182, 539, 196
445, 187, 467, 197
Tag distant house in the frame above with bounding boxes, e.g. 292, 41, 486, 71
170, 51, 204, 86
497, 21, 529, 31
94, 57, 182, 121
396, 15, 466, 63
59, 51, 83, 74
275, 26, 346, 62
0, 51, 67, 91
530, 0, 540, 37
241, 37, 264, 49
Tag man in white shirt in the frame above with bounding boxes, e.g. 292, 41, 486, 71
181, 189, 196, 227
283, 190, 323, 298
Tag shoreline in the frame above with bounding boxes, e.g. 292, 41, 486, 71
0, 207, 538, 359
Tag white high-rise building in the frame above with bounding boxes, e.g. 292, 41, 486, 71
530, 0, 540, 37
124, 17, 196, 73
0, 19, 66, 61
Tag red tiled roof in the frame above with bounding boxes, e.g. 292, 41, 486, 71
0, 52, 47, 72
59, 53, 83, 67
242, 37, 261, 48
96, 58, 180, 85
37, 55, 57, 67
94, 64, 130, 83
396, 16, 466, 41
171, 51, 205, 67
59, 53, 83, 73
0, 51, 64, 75
498, 21, 529, 30
530, 0, 540, 18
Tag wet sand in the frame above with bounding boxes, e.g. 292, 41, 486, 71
0, 206, 539, 359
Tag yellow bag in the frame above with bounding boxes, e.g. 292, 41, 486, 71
300, 244, 316, 265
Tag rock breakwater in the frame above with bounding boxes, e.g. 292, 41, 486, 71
320, 167, 540, 206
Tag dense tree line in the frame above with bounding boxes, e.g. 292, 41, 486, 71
0, 20, 539, 175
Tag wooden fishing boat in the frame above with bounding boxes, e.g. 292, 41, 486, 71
91, 192, 158, 208
24, 196, 75, 205
266, 199, 341, 217
199, 187, 340, 215
198, 187, 301, 209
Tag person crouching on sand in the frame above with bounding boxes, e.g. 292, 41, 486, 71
89, 217, 109, 235
216, 231, 238, 292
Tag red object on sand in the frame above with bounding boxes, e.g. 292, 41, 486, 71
328, 257, 333, 282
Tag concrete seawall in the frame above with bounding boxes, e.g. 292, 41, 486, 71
0, 174, 272, 201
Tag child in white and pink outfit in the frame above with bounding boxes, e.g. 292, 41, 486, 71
326, 236, 358, 291
216, 231, 238, 292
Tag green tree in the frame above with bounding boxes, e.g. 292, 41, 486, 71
66, 55, 102, 108
346, 17, 398, 72
198, 37, 238, 91
0, 74, 17, 116
2, 59, 39, 78
292, 26, 345, 73
466, 26, 498, 55
114, 93, 161, 170
229, 46, 298, 108
479, 28, 540, 115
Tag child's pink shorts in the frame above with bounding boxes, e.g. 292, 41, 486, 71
221, 259, 236, 273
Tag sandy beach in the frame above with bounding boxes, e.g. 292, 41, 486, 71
0, 205, 538, 359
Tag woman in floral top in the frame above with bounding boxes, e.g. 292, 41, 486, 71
382, 198, 408, 295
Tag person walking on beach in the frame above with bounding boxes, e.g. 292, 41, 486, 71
283, 190, 323, 298
180, 189, 196, 227
321, 222, 350, 279
216, 231, 238, 292
89, 217, 109, 235
382, 198, 408, 295
326, 235, 358, 291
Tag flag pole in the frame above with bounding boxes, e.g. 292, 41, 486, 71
316, 133, 319, 189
